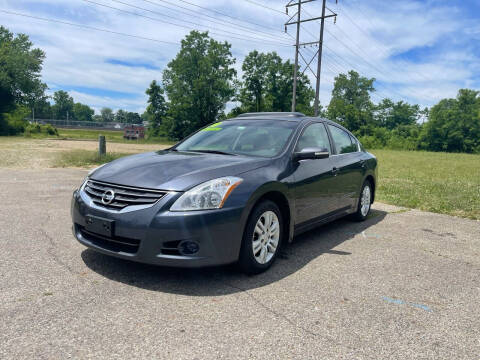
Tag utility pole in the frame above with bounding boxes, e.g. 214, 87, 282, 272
285, 0, 337, 115
291, 0, 302, 112
314, 0, 327, 116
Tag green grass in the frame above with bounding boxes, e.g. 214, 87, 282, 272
53, 149, 129, 167
52, 146, 480, 220
371, 149, 480, 219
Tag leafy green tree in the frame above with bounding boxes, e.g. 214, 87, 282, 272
239, 50, 269, 112
327, 70, 375, 132
145, 80, 167, 136
32, 98, 52, 119
100, 107, 114, 122
235, 51, 314, 115
52, 90, 74, 120
0, 26, 46, 134
115, 109, 127, 123
0, 26, 46, 112
73, 102, 94, 122
163, 31, 236, 139
374, 99, 423, 130
421, 89, 480, 153
125, 111, 141, 124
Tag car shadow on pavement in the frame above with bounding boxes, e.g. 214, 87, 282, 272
81, 209, 387, 296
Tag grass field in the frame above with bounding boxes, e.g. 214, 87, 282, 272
1, 135, 478, 219
53, 149, 130, 167
54, 148, 479, 219
371, 149, 480, 220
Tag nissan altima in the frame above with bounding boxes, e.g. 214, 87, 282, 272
71, 112, 377, 274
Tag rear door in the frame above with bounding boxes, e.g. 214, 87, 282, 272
292, 122, 337, 225
326, 124, 364, 210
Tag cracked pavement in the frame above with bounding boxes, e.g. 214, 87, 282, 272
0, 168, 479, 359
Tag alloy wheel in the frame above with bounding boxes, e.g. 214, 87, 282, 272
360, 185, 371, 217
252, 211, 280, 264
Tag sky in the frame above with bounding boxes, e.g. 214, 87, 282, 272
1, 0, 479, 115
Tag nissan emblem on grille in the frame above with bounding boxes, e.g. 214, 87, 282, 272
101, 190, 115, 205
84, 180, 166, 210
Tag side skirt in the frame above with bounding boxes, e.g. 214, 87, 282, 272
293, 206, 353, 237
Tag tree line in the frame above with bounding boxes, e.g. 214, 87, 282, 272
33, 90, 142, 124
1, 25, 479, 153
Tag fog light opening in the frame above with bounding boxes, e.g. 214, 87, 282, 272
178, 240, 200, 255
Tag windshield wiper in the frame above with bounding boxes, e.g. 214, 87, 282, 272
189, 149, 237, 156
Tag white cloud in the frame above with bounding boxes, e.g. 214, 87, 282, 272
0, 0, 478, 114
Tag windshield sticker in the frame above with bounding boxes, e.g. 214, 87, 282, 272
202, 122, 223, 131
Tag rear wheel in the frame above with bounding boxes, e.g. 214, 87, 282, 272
351, 180, 372, 221
238, 200, 283, 275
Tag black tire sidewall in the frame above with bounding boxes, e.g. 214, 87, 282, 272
238, 200, 283, 274
355, 180, 372, 221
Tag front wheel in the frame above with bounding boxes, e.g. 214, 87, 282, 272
238, 200, 283, 275
351, 180, 372, 221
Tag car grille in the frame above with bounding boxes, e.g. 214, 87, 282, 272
84, 179, 167, 210
77, 225, 140, 254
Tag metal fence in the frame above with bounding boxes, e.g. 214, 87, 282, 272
30, 119, 134, 130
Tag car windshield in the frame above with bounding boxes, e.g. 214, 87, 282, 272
174, 120, 298, 157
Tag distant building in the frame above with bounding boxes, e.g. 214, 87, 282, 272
123, 125, 145, 140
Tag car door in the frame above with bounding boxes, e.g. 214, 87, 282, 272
292, 122, 337, 225
327, 124, 364, 210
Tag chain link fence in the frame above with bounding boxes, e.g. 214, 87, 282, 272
31, 119, 138, 130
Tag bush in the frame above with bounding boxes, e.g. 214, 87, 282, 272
0, 106, 29, 135
24, 123, 58, 137
357, 135, 386, 149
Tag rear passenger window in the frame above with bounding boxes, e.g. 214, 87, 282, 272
328, 125, 357, 154
295, 123, 331, 153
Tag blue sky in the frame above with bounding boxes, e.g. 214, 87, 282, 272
1, 0, 479, 114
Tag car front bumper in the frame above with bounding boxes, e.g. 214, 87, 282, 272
71, 188, 245, 268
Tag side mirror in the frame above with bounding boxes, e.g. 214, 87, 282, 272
293, 147, 330, 161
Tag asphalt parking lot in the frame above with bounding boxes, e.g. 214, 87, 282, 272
1, 168, 479, 359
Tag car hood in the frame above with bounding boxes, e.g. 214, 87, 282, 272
90, 150, 269, 191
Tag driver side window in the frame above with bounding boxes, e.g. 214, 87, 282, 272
295, 123, 331, 153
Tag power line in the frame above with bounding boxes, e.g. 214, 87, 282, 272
250, 0, 428, 102
301, 44, 406, 103
83, 0, 291, 46
334, 1, 431, 83
111, 0, 288, 44
0, 9, 179, 45
285, 0, 336, 115
174, 0, 284, 33
243, 0, 285, 14
140, 0, 289, 41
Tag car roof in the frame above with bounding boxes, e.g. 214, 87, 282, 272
228, 113, 355, 136
230, 112, 332, 124
232, 112, 306, 121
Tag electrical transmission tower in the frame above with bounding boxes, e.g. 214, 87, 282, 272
285, 0, 337, 116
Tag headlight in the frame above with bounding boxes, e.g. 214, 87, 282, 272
170, 177, 243, 211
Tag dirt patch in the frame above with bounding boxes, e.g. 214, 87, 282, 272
0, 138, 169, 169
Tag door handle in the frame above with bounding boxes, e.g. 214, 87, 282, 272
332, 167, 339, 176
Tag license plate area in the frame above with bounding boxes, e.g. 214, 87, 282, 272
85, 215, 115, 237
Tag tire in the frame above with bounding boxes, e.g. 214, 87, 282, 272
351, 180, 373, 221
238, 200, 283, 275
